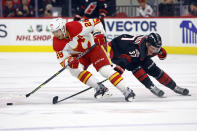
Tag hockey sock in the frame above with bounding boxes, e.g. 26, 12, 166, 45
109, 72, 123, 86
109, 72, 132, 93
78, 70, 99, 88
156, 72, 176, 89
133, 68, 153, 89
99, 65, 129, 93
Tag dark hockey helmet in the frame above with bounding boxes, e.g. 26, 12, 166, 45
147, 33, 162, 49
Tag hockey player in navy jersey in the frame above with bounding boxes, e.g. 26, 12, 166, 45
106, 33, 189, 97
73, 0, 107, 30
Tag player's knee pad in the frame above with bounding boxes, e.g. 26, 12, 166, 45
132, 67, 152, 89
99, 65, 123, 86
145, 63, 163, 79
98, 65, 116, 78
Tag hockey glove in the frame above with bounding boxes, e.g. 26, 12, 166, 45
68, 57, 79, 69
99, 14, 105, 20
73, 14, 81, 21
158, 48, 167, 60
114, 65, 125, 75
94, 34, 105, 46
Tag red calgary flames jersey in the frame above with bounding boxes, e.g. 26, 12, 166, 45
52, 18, 105, 67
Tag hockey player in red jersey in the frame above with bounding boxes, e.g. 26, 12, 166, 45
106, 33, 189, 97
48, 18, 135, 101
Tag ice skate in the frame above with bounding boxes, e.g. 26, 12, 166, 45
173, 86, 189, 96
150, 85, 165, 97
94, 83, 109, 99
123, 87, 136, 102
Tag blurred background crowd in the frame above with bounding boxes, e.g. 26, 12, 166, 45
0, 0, 197, 18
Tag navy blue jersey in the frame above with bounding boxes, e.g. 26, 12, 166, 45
110, 34, 160, 71
75, 0, 107, 19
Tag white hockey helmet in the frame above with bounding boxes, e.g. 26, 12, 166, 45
48, 18, 66, 34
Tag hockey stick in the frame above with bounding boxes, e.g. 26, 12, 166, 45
26, 44, 97, 98
52, 78, 108, 104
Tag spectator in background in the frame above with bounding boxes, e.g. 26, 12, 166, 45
159, 0, 175, 16
73, 0, 108, 30
182, 0, 193, 5
16, 0, 34, 17
12, 0, 21, 5
3, 0, 17, 17
2, 0, 21, 6
188, 2, 197, 16
44, 0, 64, 17
44, 4, 53, 17
30, 0, 46, 17
46, 0, 63, 7
136, 0, 154, 17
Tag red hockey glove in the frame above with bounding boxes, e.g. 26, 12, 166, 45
158, 48, 167, 60
68, 57, 79, 69
94, 34, 105, 46
114, 65, 125, 75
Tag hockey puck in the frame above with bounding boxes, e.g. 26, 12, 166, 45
6, 103, 13, 106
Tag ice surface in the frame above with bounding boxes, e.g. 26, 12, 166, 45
0, 53, 197, 131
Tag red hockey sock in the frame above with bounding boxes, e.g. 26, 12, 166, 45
109, 72, 123, 86
78, 70, 92, 84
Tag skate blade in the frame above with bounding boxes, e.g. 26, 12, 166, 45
159, 96, 167, 98
96, 92, 113, 99
184, 94, 191, 96
127, 97, 135, 102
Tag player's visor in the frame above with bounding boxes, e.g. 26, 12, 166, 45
148, 45, 161, 53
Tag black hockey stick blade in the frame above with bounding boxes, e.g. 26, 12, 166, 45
53, 87, 93, 104
53, 96, 59, 104
52, 78, 108, 104
26, 93, 31, 97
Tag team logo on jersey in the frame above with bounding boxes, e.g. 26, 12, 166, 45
129, 49, 140, 57
180, 20, 197, 44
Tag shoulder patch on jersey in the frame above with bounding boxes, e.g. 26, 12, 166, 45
93, 19, 101, 25
53, 37, 69, 51
66, 21, 82, 39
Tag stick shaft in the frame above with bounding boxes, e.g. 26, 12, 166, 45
26, 66, 67, 97
26, 45, 96, 97
55, 78, 108, 104
57, 87, 93, 103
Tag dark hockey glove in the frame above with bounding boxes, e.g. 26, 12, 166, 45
99, 14, 105, 20
114, 65, 125, 75
73, 14, 81, 21
158, 48, 167, 60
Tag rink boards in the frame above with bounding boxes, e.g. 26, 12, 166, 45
0, 17, 197, 54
